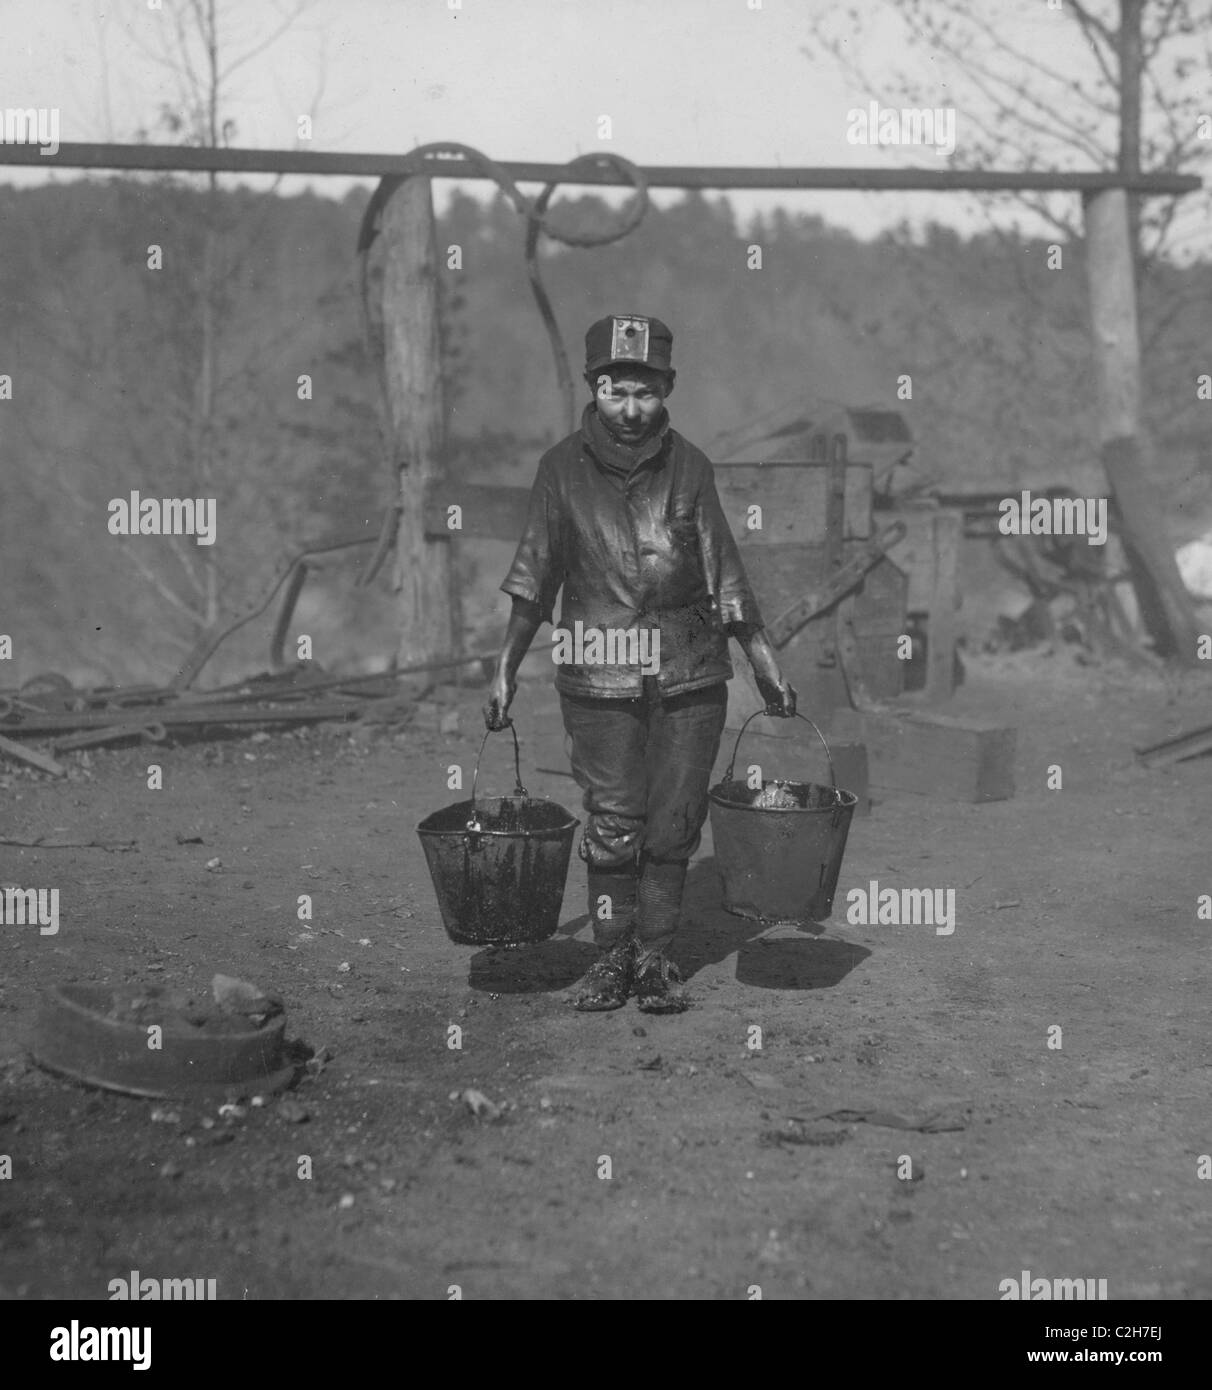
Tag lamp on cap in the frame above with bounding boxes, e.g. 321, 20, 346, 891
584, 314, 674, 375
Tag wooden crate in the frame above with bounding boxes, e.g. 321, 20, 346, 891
736, 542, 907, 707
846, 553, 908, 701
714, 461, 873, 543
830, 707, 1016, 803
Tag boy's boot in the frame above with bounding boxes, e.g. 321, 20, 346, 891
633, 858, 690, 1014
572, 865, 638, 1012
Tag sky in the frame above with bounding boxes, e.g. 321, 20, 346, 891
0, 0, 1207, 248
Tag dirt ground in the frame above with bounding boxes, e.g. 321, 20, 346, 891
1, 650, 1209, 1302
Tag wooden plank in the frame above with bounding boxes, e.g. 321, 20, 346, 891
825, 438, 847, 569
4, 703, 362, 735
764, 524, 906, 649
715, 462, 872, 542
926, 510, 962, 703
424, 468, 875, 545
735, 545, 830, 620
736, 537, 880, 722
0, 732, 66, 777
820, 432, 849, 700
51, 723, 165, 753
1136, 722, 1212, 768
423, 483, 532, 541
843, 553, 908, 703
884, 505, 942, 612
830, 708, 1016, 803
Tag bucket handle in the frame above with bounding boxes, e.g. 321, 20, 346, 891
722, 710, 839, 797
468, 721, 528, 828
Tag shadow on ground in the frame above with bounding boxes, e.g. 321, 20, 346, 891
463, 856, 870, 994
467, 939, 598, 992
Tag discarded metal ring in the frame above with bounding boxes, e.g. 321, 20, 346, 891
20, 671, 74, 695
30, 984, 298, 1101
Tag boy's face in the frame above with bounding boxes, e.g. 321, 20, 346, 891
593, 367, 673, 442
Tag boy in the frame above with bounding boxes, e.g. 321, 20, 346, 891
485, 313, 795, 1013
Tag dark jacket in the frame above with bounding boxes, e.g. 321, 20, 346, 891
500, 405, 764, 698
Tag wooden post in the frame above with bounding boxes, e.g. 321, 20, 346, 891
381, 176, 460, 681
1082, 188, 1201, 663
824, 433, 847, 687
925, 509, 961, 702
1117, 0, 1144, 281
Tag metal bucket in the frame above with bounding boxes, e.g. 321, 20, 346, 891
708, 711, 857, 926
417, 722, 578, 947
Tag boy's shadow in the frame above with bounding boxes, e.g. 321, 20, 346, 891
467, 856, 868, 994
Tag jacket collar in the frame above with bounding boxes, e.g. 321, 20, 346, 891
581, 402, 671, 481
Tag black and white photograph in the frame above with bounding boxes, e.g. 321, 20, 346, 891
0, 0, 1209, 1340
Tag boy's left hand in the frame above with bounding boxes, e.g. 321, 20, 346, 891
753, 664, 797, 717
731, 624, 796, 717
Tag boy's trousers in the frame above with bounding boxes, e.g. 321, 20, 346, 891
559, 678, 729, 950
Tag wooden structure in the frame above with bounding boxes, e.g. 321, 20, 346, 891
1082, 188, 1202, 660
1, 141, 1201, 683
714, 450, 905, 714
380, 179, 462, 680
708, 435, 1010, 805
883, 503, 963, 697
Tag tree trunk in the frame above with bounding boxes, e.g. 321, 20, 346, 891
381, 176, 458, 682
199, 179, 220, 628
1117, 0, 1144, 273
1117, 0, 1145, 283
1082, 187, 1201, 662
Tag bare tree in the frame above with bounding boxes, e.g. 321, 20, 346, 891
116, 0, 319, 632
807, 1, 1211, 303
806, 0, 1210, 660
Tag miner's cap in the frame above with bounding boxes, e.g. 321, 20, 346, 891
584, 314, 674, 375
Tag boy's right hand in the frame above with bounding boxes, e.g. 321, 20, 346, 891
483, 668, 516, 730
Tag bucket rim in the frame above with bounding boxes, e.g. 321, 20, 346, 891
417, 812, 579, 837
708, 779, 858, 813
417, 794, 579, 838
417, 820, 579, 839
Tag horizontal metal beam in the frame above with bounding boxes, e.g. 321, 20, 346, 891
0, 142, 1200, 194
